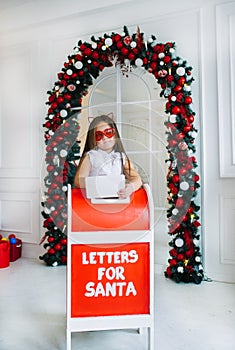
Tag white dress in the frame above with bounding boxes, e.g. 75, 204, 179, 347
87, 148, 125, 176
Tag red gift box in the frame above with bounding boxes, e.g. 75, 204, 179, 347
10, 238, 22, 262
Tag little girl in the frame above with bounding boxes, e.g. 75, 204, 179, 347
74, 114, 142, 198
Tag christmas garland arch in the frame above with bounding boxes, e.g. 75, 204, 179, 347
40, 26, 204, 284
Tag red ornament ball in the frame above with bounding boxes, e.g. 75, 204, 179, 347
172, 106, 181, 115
184, 96, 192, 105
54, 243, 62, 251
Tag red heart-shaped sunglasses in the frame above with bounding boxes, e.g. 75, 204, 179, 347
95, 127, 115, 142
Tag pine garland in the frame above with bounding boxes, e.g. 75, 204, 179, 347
40, 26, 204, 284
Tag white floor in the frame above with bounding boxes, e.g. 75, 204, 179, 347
0, 258, 235, 350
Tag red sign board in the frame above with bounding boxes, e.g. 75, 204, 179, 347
71, 242, 150, 317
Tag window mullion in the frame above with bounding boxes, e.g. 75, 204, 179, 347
116, 64, 122, 135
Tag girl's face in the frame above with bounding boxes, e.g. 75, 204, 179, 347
95, 122, 116, 152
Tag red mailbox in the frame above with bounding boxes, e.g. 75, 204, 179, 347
67, 185, 154, 350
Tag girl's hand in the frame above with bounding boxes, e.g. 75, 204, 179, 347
117, 183, 134, 199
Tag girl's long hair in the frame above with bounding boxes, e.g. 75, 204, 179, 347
78, 114, 131, 175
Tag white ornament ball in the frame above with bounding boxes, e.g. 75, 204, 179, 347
184, 84, 191, 92
169, 48, 175, 54
66, 69, 73, 76
48, 114, 54, 119
169, 114, 177, 123
195, 256, 201, 262
160, 61, 164, 66
50, 206, 55, 211
52, 261, 58, 267
130, 41, 137, 48
91, 42, 97, 49
158, 52, 165, 59
177, 266, 184, 273
172, 208, 179, 215
62, 185, 67, 192
53, 147, 57, 151
135, 58, 143, 67
49, 130, 54, 136
104, 37, 113, 47
176, 67, 185, 76
60, 149, 68, 157
180, 181, 190, 191
60, 109, 68, 118
171, 96, 176, 102
87, 59, 91, 64
102, 45, 107, 51
76, 80, 80, 85
74, 61, 83, 70
54, 171, 58, 176
44, 207, 51, 215
175, 238, 184, 248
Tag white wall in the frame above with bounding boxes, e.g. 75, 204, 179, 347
0, 0, 235, 282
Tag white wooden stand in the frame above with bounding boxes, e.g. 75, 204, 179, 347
66, 184, 154, 349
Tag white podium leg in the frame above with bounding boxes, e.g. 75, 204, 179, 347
67, 329, 71, 350
148, 327, 154, 350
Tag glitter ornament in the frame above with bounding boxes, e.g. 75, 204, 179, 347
178, 141, 188, 151
158, 52, 165, 58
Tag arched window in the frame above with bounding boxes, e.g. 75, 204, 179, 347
79, 65, 168, 215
